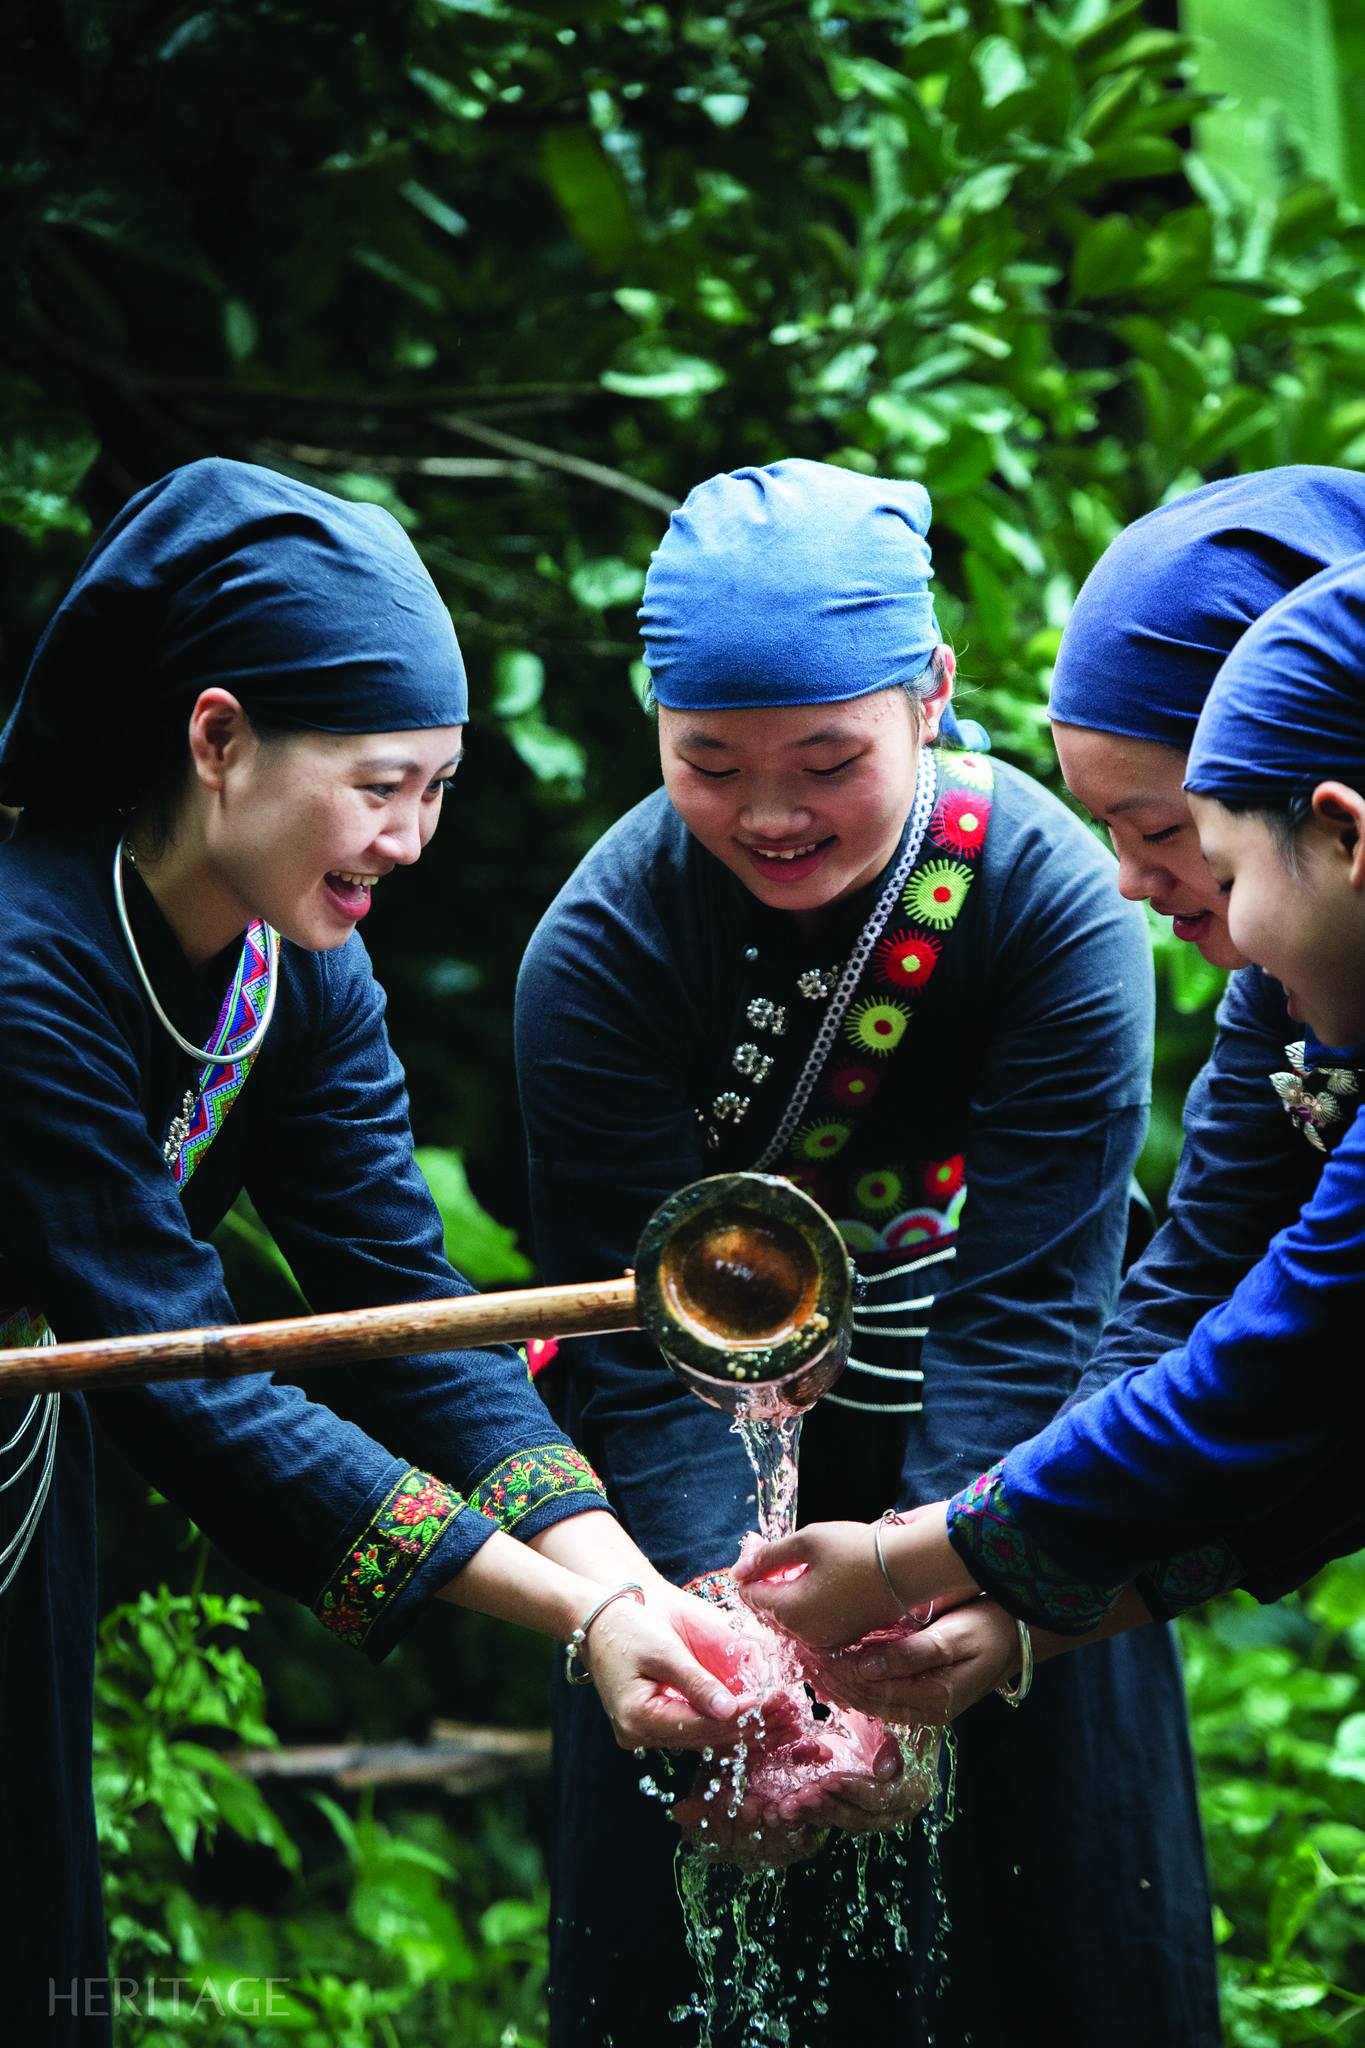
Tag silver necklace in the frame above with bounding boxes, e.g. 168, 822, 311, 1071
753, 747, 939, 1169
112, 838, 280, 1066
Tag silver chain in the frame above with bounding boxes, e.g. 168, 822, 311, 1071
754, 748, 939, 1169
0, 1327, 59, 1600
112, 839, 280, 1068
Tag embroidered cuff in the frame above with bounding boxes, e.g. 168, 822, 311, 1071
315, 1468, 467, 1650
946, 1462, 1126, 1636
1135, 1543, 1242, 1622
468, 1443, 607, 1534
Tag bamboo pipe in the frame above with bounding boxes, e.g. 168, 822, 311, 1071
0, 1277, 640, 1399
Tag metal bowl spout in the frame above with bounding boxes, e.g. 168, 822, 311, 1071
634, 1173, 853, 1422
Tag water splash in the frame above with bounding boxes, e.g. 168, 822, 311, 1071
658, 1408, 956, 2040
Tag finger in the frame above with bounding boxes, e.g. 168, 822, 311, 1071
871, 1733, 904, 1782
643, 1647, 744, 1725
620, 1685, 748, 1752
844, 1626, 953, 1680
730, 1533, 814, 1584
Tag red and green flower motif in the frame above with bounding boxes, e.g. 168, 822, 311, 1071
929, 787, 991, 857
902, 859, 973, 931
922, 1154, 965, 1202
316, 1468, 465, 1649
845, 997, 910, 1056
827, 1063, 881, 1109
795, 1117, 852, 1161
883, 1208, 946, 1249
854, 1168, 904, 1216
875, 927, 940, 991
468, 1443, 604, 1531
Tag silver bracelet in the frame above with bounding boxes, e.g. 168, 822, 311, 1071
996, 1617, 1034, 1708
874, 1509, 911, 1615
563, 1581, 646, 1685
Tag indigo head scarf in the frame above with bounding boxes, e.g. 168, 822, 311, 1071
1048, 466, 1365, 750
1186, 551, 1365, 805
0, 458, 467, 807
639, 459, 940, 710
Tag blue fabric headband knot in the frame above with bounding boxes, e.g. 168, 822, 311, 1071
1048, 466, 1365, 751
639, 458, 940, 711
0, 457, 468, 807
1187, 549, 1365, 805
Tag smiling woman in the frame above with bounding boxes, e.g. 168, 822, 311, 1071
517, 457, 1220, 2048
0, 459, 747, 2043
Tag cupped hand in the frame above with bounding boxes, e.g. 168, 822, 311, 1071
730, 1520, 906, 1648
733, 1507, 973, 1649
585, 1588, 762, 1751
803, 1601, 1022, 1725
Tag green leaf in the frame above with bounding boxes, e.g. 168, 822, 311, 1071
972, 35, 1029, 110
540, 127, 634, 269
400, 178, 469, 239
601, 342, 725, 400
490, 648, 545, 718
1328, 1712, 1365, 1784
1070, 214, 1146, 299
0, 385, 99, 542
569, 557, 646, 611
414, 1147, 534, 1286
501, 712, 588, 794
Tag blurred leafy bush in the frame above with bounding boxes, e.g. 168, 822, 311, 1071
96, 1535, 550, 2048
1180, 1555, 1365, 2043
8, 0, 1365, 1192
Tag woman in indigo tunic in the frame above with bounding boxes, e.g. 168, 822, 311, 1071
0, 460, 744, 2042
516, 459, 1219, 2046
742, 468, 1365, 1692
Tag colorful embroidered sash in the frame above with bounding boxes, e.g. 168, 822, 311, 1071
702, 750, 993, 1251
698, 750, 995, 1416
166, 918, 275, 1186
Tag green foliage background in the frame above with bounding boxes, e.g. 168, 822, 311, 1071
3, 0, 1363, 2038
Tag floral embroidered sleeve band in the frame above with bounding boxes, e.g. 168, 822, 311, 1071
316, 1469, 468, 1648
468, 1444, 606, 1531
945, 1462, 1242, 1633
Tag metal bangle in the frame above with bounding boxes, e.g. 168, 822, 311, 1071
874, 1509, 912, 1616
563, 1581, 646, 1686
996, 1618, 1034, 1708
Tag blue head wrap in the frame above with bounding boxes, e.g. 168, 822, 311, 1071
0, 457, 467, 807
1048, 466, 1365, 750
1186, 550, 1365, 805
639, 459, 940, 710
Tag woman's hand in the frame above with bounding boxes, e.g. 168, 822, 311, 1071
804, 1602, 1023, 1725
732, 1506, 977, 1648
581, 1586, 761, 1752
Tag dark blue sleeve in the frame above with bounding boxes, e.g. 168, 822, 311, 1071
0, 933, 590, 1663
1063, 967, 1312, 1405
990, 1100, 1365, 1586
901, 814, 1154, 1507
241, 941, 609, 1544
516, 886, 756, 1586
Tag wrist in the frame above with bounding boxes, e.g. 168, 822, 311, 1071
884, 1507, 976, 1609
